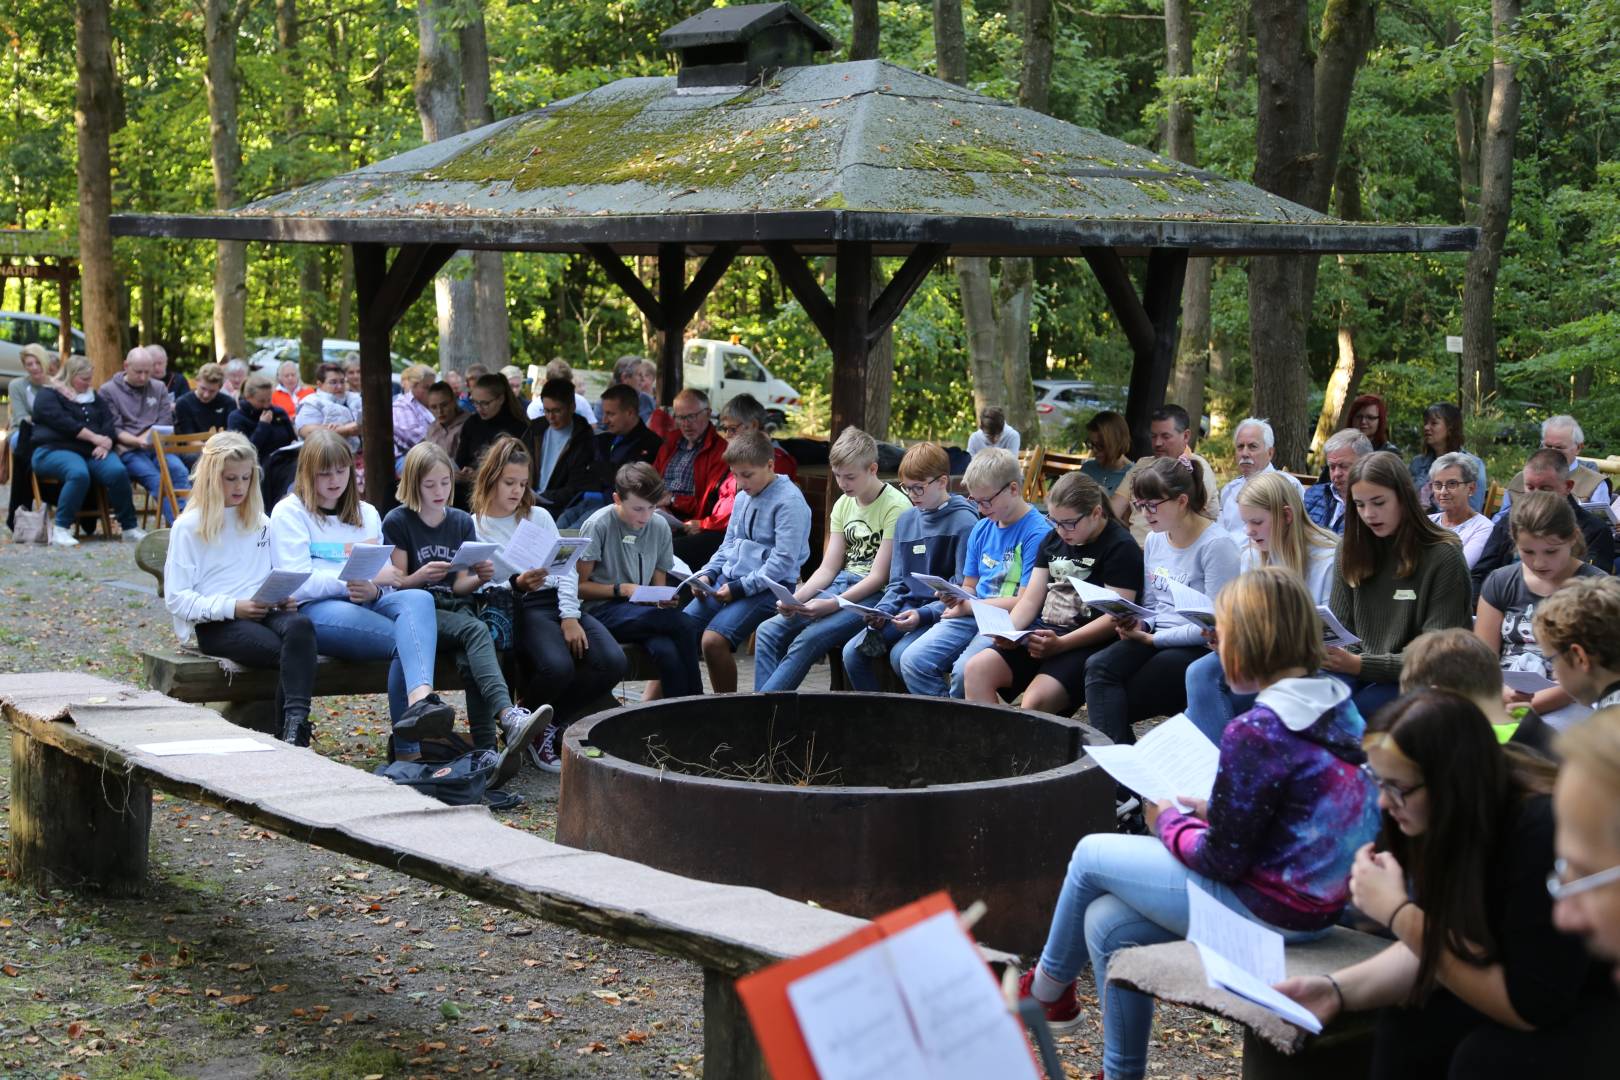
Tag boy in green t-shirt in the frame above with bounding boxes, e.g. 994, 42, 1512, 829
753, 425, 910, 691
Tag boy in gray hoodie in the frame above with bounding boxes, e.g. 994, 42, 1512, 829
840, 442, 980, 691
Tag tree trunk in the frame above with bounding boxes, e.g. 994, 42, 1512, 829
1164, 0, 1210, 425
957, 258, 1003, 415
461, 6, 509, 373
204, 0, 249, 362
417, 0, 478, 375
76, 0, 121, 385
932, 0, 967, 83
1311, 165, 1368, 460
277, 0, 322, 377
1447, 17, 1480, 219
335, 245, 355, 340
997, 257, 1038, 437
1018, 0, 1056, 113
850, 0, 880, 60
1461, 0, 1520, 415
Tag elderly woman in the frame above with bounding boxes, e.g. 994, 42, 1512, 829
221, 357, 249, 399
270, 360, 311, 417
29, 355, 144, 546
7, 343, 53, 450
392, 363, 436, 464
294, 363, 362, 451
1427, 451, 1494, 568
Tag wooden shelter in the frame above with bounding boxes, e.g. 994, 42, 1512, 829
112, 3, 1476, 510
0, 230, 79, 361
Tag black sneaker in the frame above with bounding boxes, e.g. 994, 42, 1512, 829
493, 705, 548, 788
394, 693, 455, 742
526, 722, 562, 774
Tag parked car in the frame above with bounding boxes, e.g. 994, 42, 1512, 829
0, 311, 86, 393
1033, 379, 1123, 430
247, 337, 412, 389
683, 338, 802, 430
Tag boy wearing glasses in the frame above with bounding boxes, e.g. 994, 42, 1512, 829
896, 447, 1051, 697
840, 442, 980, 691
753, 426, 909, 692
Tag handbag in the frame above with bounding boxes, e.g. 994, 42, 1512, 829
473, 587, 518, 652
11, 504, 49, 544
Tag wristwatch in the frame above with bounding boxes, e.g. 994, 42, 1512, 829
613, 582, 623, 600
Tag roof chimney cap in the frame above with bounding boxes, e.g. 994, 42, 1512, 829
660, 3, 838, 89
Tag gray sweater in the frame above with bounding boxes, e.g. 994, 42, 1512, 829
1328, 537, 1472, 683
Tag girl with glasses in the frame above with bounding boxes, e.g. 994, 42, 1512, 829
1551, 708, 1620, 989
1279, 690, 1615, 1077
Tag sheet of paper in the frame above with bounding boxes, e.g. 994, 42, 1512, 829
150, 424, 175, 437
676, 573, 717, 598
786, 944, 932, 1080
1167, 580, 1218, 630
1502, 668, 1556, 694
969, 601, 1035, 641
1068, 576, 1154, 619
1085, 714, 1217, 810
136, 738, 278, 757
628, 584, 679, 604
249, 569, 310, 605
837, 595, 891, 620
446, 540, 500, 571
1315, 605, 1361, 648
1186, 881, 1285, 985
765, 577, 811, 611
499, 516, 560, 572
1195, 944, 1322, 1034
337, 543, 394, 583
882, 910, 1040, 1080
541, 536, 590, 575
910, 572, 976, 602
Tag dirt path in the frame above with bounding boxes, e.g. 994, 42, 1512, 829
0, 532, 1240, 1079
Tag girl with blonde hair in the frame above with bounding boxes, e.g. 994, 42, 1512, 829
165, 432, 317, 744
268, 429, 456, 754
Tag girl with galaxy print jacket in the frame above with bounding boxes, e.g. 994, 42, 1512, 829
1018, 566, 1381, 1080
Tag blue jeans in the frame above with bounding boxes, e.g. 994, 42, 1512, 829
1037, 834, 1323, 1080
31, 446, 138, 529
1329, 674, 1400, 721
1184, 650, 1256, 744
754, 570, 867, 692
896, 615, 980, 697
592, 600, 705, 698
683, 585, 779, 649
119, 448, 189, 524
555, 492, 607, 529
838, 619, 930, 691
302, 589, 440, 753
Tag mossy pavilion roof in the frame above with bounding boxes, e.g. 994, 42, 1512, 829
113, 60, 1474, 257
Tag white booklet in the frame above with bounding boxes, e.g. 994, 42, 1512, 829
910, 572, 976, 602
540, 536, 591, 575
498, 516, 561, 573
1085, 714, 1219, 811
1187, 881, 1321, 1033
765, 577, 813, 612
1316, 605, 1361, 648
671, 571, 717, 598
836, 595, 891, 621
1068, 575, 1154, 620
1167, 581, 1217, 631
969, 600, 1036, 642
1502, 668, 1556, 694
446, 540, 500, 571
337, 543, 394, 583
249, 569, 310, 605
628, 584, 679, 604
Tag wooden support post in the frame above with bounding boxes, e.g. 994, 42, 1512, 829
702, 968, 767, 1080
830, 241, 872, 437
657, 244, 687, 407
1084, 247, 1188, 458
9, 728, 151, 895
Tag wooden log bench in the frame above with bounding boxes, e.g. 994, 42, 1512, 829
0, 672, 896, 1079
1107, 927, 1390, 1079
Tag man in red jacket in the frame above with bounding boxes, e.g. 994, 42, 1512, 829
654, 389, 729, 561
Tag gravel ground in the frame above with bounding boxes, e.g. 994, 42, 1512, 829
0, 521, 1241, 1079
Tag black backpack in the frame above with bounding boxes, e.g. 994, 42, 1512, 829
374, 750, 496, 807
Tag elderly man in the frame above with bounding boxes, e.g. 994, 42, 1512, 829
1501, 415, 1610, 512
1472, 447, 1615, 593
608, 353, 658, 426
101, 346, 189, 523
653, 387, 729, 533
1111, 404, 1221, 543
1303, 429, 1374, 535
1215, 416, 1303, 534
147, 344, 188, 397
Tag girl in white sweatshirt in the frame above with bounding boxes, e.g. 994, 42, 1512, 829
164, 432, 318, 744
268, 430, 455, 753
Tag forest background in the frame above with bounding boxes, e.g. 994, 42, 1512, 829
5, 0, 1619, 469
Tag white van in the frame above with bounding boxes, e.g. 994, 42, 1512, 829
682, 338, 801, 430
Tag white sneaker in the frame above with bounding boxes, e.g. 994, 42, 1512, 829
50, 525, 80, 547
122, 527, 149, 543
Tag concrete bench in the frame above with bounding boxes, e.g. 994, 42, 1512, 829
0, 672, 890, 1079
1107, 927, 1390, 1079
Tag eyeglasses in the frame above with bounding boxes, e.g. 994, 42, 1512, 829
1050, 515, 1085, 531
1130, 499, 1164, 514
1360, 763, 1425, 809
969, 482, 1013, 509
1431, 480, 1470, 492
470, 396, 499, 408
1546, 858, 1620, 901
673, 409, 709, 423
1354, 412, 1381, 424
900, 478, 942, 497
716, 421, 741, 436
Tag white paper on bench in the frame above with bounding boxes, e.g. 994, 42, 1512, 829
910, 572, 976, 602
1502, 668, 1556, 694
337, 543, 395, 583
446, 540, 500, 571
1195, 944, 1323, 1034
136, 738, 278, 757
969, 601, 1035, 641
500, 516, 559, 572
787, 909, 1037, 1080
628, 584, 679, 604
1187, 880, 1285, 984
1316, 605, 1361, 648
250, 569, 311, 605
1084, 714, 1218, 811
1068, 576, 1155, 620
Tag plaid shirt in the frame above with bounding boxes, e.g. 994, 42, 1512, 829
663, 438, 701, 497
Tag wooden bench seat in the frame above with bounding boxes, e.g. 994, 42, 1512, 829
1108, 927, 1390, 1079
0, 672, 879, 1079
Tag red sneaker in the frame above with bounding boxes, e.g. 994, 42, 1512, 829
1017, 967, 1085, 1033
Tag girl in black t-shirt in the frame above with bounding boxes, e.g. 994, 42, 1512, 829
962, 472, 1143, 714
1278, 690, 1617, 1078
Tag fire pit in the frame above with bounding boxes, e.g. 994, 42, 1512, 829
555, 692, 1115, 954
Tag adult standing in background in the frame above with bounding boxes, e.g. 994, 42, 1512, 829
1304, 430, 1374, 535
101, 346, 189, 524
1215, 416, 1303, 536
7, 343, 52, 450
1346, 393, 1401, 456
967, 405, 1020, 454
1410, 402, 1486, 514
636, 358, 676, 439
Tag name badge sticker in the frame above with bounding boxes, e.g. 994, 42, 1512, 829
912, 543, 927, 554
621, 534, 637, 545
1393, 589, 1417, 601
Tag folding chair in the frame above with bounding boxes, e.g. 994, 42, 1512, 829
31, 470, 115, 538
151, 429, 214, 522
1018, 445, 1046, 502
